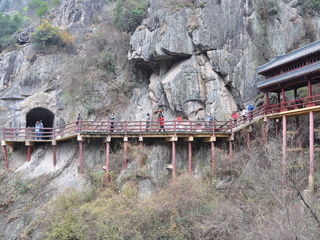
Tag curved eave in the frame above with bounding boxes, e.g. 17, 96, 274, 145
256, 41, 320, 74
257, 62, 320, 90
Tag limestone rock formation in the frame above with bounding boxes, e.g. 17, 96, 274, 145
1, 0, 320, 238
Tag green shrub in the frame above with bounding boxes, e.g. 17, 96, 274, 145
96, 49, 116, 73
32, 20, 74, 48
113, 0, 148, 32
0, 13, 23, 50
29, 0, 49, 17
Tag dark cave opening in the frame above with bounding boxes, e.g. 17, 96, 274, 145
26, 107, 54, 130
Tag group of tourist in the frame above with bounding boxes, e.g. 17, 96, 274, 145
230, 103, 255, 127
72, 106, 257, 134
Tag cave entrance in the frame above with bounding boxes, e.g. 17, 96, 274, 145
26, 107, 55, 135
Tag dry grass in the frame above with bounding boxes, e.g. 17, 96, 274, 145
44, 139, 320, 239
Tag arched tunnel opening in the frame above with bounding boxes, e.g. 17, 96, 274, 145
26, 107, 54, 138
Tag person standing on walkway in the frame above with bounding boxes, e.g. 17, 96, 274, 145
35, 121, 41, 140
159, 114, 165, 132
76, 113, 81, 132
110, 113, 115, 132
177, 114, 182, 132
248, 104, 255, 121
146, 113, 151, 132
39, 120, 44, 139
231, 111, 239, 127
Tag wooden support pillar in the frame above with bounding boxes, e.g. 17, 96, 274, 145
2, 145, 8, 169
188, 141, 192, 175
265, 92, 270, 114
277, 92, 281, 104
139, 137, 144, 167
307, 81, 315, 107
309, 111, 315, 190
210, 141, 216, 174
105, 137, 111, 183
52, 144, 57, 166
123, 137, 128, 169
282, 115, 287, 177
294, 88, 298, 99
27, 146, 32, 162
79, 140, 84, 173
308, 81, 313, 97
172, 140, 177, 181
281, 88, 286, 111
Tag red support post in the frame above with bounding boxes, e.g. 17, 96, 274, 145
172, 141, 176, 181
2, 145, 8, 169
52, 145, 57, 166
309, 111, 315, 190
308, 81, 313, 97
277, 92, 281, 104
281, 88, 286, 111
105, 140, 110, 183
27, 146, 32, 162
282, 115, 287, 178
188, 141, 192, 175
123, 139, 128, 169
211, 141, 215, 174
294, 88, 298, 99
307, 81, 315, 107
79, 141, 84, 173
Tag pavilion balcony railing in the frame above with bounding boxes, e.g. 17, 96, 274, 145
264, 94, 320, 114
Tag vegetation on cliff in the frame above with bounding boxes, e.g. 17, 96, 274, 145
32, 20, 74, 49
0, 13, 23, 50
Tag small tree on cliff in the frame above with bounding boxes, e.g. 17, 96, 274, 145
31, 20, 74, 49
113, 0, 148, 32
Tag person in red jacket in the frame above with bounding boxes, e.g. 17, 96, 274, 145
177, 114, 182, 132
231, 111, 239, 126
159, 115, 165, 132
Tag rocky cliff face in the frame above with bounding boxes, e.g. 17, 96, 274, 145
1, 0, 320, 239
129, 0, 320, 119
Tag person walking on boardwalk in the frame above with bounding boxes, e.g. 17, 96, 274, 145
177, 114, 182, 132
76, 113, 81, 125
159, 114, 165, 132
146, 113, 151, 132
35, 121, 41, 140
248, 104, 255, 121
76, 113, 81, 132
207, 113, 215, 131
39, 120, 44, 139
231, 111, 239, 127
110, 113, 115, 132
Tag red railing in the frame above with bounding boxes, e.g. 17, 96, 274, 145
2, 120, 232, 141
2, 127, 54, 141
3, 95, 320, 141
